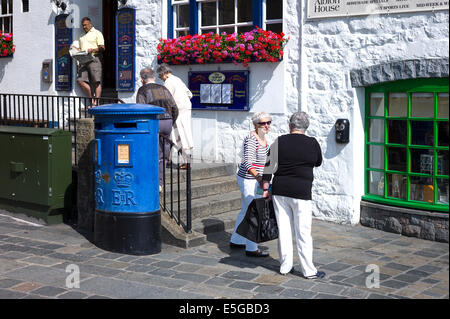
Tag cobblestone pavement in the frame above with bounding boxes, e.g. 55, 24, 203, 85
0, 211, 448, 300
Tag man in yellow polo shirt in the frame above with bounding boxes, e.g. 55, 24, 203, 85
76, 17, 105, 106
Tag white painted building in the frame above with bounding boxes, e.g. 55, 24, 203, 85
1, 0, 448, 234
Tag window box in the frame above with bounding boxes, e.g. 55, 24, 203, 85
0, 32, 15, 57
157, 27, 288, 67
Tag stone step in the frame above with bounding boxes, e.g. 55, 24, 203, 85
192, 210, 240, 236
161, 189, 241, 222
164, 163, 236, 182
161, 175, 238, 201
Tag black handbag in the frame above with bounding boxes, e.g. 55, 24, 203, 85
236, 197, 279, 243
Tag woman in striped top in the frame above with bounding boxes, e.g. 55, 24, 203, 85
230, 112, 272, 257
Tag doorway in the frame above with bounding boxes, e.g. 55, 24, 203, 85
102, 0, 118, 97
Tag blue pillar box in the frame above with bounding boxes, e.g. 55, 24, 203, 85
89, 104, 164, 255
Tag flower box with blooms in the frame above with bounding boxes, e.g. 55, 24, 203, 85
0, 31, 15, 57
157, 27, 289, 67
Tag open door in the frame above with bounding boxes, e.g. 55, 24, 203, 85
102, 0, 118, 98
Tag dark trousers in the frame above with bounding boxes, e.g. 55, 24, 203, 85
159, 118, 173, 185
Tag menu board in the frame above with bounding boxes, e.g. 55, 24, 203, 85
189, 71, 249, 111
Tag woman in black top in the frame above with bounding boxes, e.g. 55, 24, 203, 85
262, 112, 325, 279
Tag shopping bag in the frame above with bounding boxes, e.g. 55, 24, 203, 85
236, 197, 279, 243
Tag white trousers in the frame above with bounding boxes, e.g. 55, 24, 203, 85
273, 195, 317, 277
230, 175, 260, 252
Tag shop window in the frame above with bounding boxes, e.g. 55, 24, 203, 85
170, 0, 282, 38
0, 0, 13, 33
364, 78, 449, 212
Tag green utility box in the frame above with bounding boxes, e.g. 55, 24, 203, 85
0, 126, 72, 224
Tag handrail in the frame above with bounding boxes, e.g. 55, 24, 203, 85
0, 93, 124, 165
159, 133, 192, 233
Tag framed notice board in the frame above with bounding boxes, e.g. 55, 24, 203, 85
55, 14, 72, 91
116, 8, 136, 92
189, 70, 249, 111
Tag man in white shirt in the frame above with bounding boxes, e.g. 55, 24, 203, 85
74, 17, 105, 106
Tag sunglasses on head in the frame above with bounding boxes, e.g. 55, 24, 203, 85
258, 121, 272, 126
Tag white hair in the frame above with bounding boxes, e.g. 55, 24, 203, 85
251, 112, 270, 126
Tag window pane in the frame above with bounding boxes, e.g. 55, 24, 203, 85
369, 145, 384, 169
437, 150, 449, 175
387, 174, 406, 199
2, 0, 7, 15
237, 25, 253, 33
9, 0, 12, 13
387, 120, 406, 144
266, 0, 282, 20
201, 2, 216, 26
177, 5, 190, 28
388, 93, 407, 117
411, 176, 434, 202
438, 122, 449, 146
219, 0, 234, 25
437, 178, 449, 204
176, 30, 189, 37
370, 93, 384, 116
219, 27, 235, 35
368, 171, 384, 196
411, 93, 434, 118
411, 149, 433, 174
411, 121, 434, 146
237, 0, 252, 22
369, 119, 384, 143
387, 147, 407, 172
266, 23, 282, 33
437, 93, 449, 118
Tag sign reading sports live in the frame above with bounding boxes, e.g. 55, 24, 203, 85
116, 8, 136, 92
307, 0, 449, 19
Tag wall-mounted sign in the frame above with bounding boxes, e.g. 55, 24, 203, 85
55, 14, 72, 91
307, 0, 449, 19
189, 71, 249, 111
116, 8, 136, 92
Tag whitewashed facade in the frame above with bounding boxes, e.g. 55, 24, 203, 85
0, 0, 448, 226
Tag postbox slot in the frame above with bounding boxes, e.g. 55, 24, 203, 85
114, 123, 137, 129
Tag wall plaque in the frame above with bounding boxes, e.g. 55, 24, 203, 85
116, 8, 136, 92
307, 0, 449, 19
189, 71, 249, 111
55, 14, 72, 91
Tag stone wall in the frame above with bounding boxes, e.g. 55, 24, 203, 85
361, 201, 449, 243
302, 10, 449, 224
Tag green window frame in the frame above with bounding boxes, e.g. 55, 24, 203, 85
363, 78, 449, 212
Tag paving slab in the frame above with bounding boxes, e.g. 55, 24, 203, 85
0, 210, 447, 301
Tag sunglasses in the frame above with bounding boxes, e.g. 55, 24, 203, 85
258, 121, 272, 126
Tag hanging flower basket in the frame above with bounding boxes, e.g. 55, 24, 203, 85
0, 31, 15, 57
157, 27, 289, 67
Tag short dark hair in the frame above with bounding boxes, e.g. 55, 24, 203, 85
140, 68, 155, 80
81, 17, 92, 23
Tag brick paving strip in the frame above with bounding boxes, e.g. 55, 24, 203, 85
0, 212, 448, 300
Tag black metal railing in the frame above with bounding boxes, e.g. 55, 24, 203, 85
159, 133, 192, 233
0, 93, 124, 165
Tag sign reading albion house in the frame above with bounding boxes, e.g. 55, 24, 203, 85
307, 0, 449, 19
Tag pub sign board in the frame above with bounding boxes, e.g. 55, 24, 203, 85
189, 71, 250, 111
116, 8, 136, 92
307, 0, 449, 19
55, 14, 72, 91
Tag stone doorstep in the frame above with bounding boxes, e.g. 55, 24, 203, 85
160, 211, 206, 249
